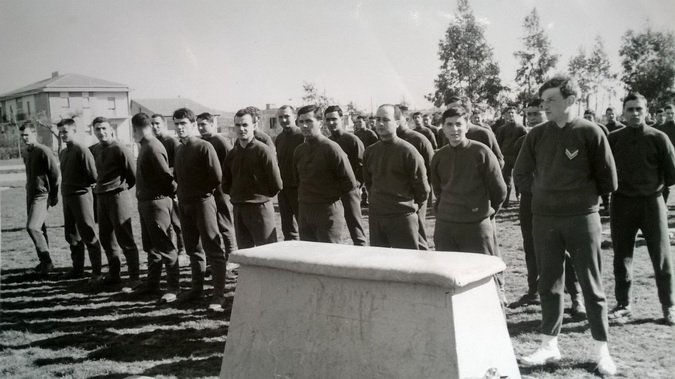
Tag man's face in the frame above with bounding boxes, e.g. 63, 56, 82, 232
605, 109, 616, 122
151, 116, 165, 136
413, 115, 423, 127
442, 115, 469, 147
58, 126, 76, 144
623, 98, 647, 128
422, 115, 432, 127
197, 118, 216, 138
94, 122, 113, 144
297, 111, 323, 139
353, 116, 365, 131
525, 106, 546, 126
541, 87, 572, 123
666, 107, 675, 122
368, 118, 376, 129
173, 117, 194, 140
374, 106, 398, 141
470, 113, 481, 125
324, 111, 343, 134
656, 112, 665, 124
583, 113, 595, 122
504, 109, 517, 123
277, 108, 296, 130
234, 114, 256, 143
20, 128, 37, 146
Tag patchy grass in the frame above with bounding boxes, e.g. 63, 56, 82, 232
2, 181, 675, 378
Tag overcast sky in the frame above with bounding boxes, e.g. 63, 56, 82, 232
1, 0, 673, 113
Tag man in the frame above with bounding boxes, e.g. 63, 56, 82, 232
244, 106, 276, 152
604, 107, 625, 133
411, 111, 438, 149
197, 112, 236, 255
514, 75, 617, 375
293, 105, 357, 243
422, 113, 444, 148
151, 114, 184, 254
364, 104, 429, 249
92, 117, 140, 290
325, 105, 367, 246
352, 112, 378, 207
223, 108, 282, 248
57, 119, 103, 282
274, 105, 304, 241
655, 104, 675, 201
173, 107, 228, 312
495, 106, 527, 207
20, 122, 60, 276
131, 113, 180, 303
654, 108, 665, 128
608, 93, 675, 326
583, 110, 610, 136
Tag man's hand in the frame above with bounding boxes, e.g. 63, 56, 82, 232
48, 196, 59, 207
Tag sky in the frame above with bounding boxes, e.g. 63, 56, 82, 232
1, 0, 674, 113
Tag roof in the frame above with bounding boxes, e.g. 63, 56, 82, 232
0, 73, 128, 100
131, 98, 224, 117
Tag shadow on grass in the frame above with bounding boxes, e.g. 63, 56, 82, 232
519, 359, 598, 377
141, 355, 224, 378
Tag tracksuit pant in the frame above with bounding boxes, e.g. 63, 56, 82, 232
138, 197, 180, 292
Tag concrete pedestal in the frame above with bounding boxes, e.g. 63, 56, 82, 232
220, 241, 520, 379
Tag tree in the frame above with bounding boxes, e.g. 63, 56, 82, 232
426, 0, 506, 109
513, 8, 559, 103
568, 36, 616, 111
619, 27, 675, 109
301, 81, 335, 109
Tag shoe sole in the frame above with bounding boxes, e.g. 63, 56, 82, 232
519, 356, 561, 366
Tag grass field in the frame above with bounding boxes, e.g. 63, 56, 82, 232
1, 175, 674, 378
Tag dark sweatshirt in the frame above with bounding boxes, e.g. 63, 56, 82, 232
223, 139, 282, 204
514, 118, 617, 216
363, 137, 429, 216
655, 120, 675, 148
609, 124, 675, 197
24, 142, 60, 201
397, 127, 434, 173
329, 129, 364, 184
605, 120, 625, 133
136, 136, 176, 201
254, 129, 276, 153
293, 136, 357, 204
496, 122, 527, 164
157, 133, 181, 168
274, 126, 305, 187
94, 141, 136, 194
466, 125, 504, 168
413, 126, 438, 150
60, 141, 97, 196
355, 128, 379, 149
431, 139, 506, 223
202, 133, 232, 164
175, 136, 221, 203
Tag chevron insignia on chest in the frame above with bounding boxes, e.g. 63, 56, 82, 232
565, 148, 579, 160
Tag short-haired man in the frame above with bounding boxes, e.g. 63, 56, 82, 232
364, 104, 429, 249
244, 106, 276, 152
173, 107, 228, 312
294, 105, 357, 243
197, 112, 236, 255
151, 114, 184, 254
223, 108, 282, 248
57, 119, 103, 282
608, 93, 675, 326
131, 113, 179, 303
92, 117, 140, 290
583, 110, 610, 136
325, 105, 367, 246
422, 113, 444, 148
604, 107, 625, 133
20, 122, 60, 276
654, 108, 665, 127
495, 106, 527, 208
353, 113, 379, 149
411, 111, 438, 149
514, 75, 618, 375
655, 104, 675, 201
274, 105, 304, 241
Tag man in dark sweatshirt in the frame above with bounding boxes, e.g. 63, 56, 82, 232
20, 122, 60, 276
197, 112, 235, 255
608, 93, 675, 326
245, 106, 276, 153
151, 114, 184, 254
223, 108, 282, 248
274, 105, 304, 241
352, 112, 379, 207
131, 113, 179, 303
364, 104, 429, 249
496, 106, 527, 207
326, 105, 367, 246
411, 111, 438, 150
604, 107, 625, 133
173, 107, 228, 312
92, 117, 140, 291
294, 105, 357, 243
655, 104, 675, 201
57, 119, 103, 282
514, 75, 618, 375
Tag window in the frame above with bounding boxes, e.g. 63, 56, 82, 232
59, 92, 70, 108
26, 101, 31, 117
269, 117, 277, 129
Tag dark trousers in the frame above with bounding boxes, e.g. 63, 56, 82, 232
502, 161, 514, 206
63, 191, 102, 274
233, 201, 278, 249
341, 188, 367, 246
214, 189, 236, 253
277, 186, 299, 241
533, 213, 609, 341
417, 200, 429, 250
26, 196, 50, 262
369, 212, 418, 249
179, 196, 227, 298
138, 197, 179, 292
611, 193, 674, 308
169, 197, 184, 251
298, 201, 345, 243
97, 189, 140, 279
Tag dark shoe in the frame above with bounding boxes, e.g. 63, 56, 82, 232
178, 289, 204, 303
61, 270, 86, 280
608, 304, 632, 321
509, 292, 540, 309
570, 299, 587, 319
88, 273, 104, 286
121, 279, 143, 293
128, 283, 161, 297
102, 275, 122, 286
205, 265, 212, 278
664, 306, 675, 326
37, 262, 54, 276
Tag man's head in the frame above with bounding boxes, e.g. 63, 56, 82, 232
411, 112, 423, 127
353, 113, 367, 131
655, 108, 665, 125
605, 107, 616, 123
538, 75, 579, 124
422, 114, 433, 127
196, 112, 217, 138
150, 114, 166, 137
324, 105, 344, 134
470, 112, 482, 125
665, 104, 675, 122
374, 104, 401, 141
441, 106, 469, 147
234, 108, 257, 145
503, 106, 517, 124
277, 105, 296, 131
368, 116, 376, 130
525, 99, 546, 126
622, 93, 648, 128
173, 108, 196, 141
19, 122, 37, 146
297, 105, 323, 140
583, 109, 596, 122
93, 116, 113, 144
57, 118, 77, 144
131, 112, 153, 143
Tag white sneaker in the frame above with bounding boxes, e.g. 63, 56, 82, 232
596, 354, 617, 376
520, 345, 561, 366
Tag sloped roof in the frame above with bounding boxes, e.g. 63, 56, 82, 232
0, 73, 128, 100
131, 98, 224, 117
